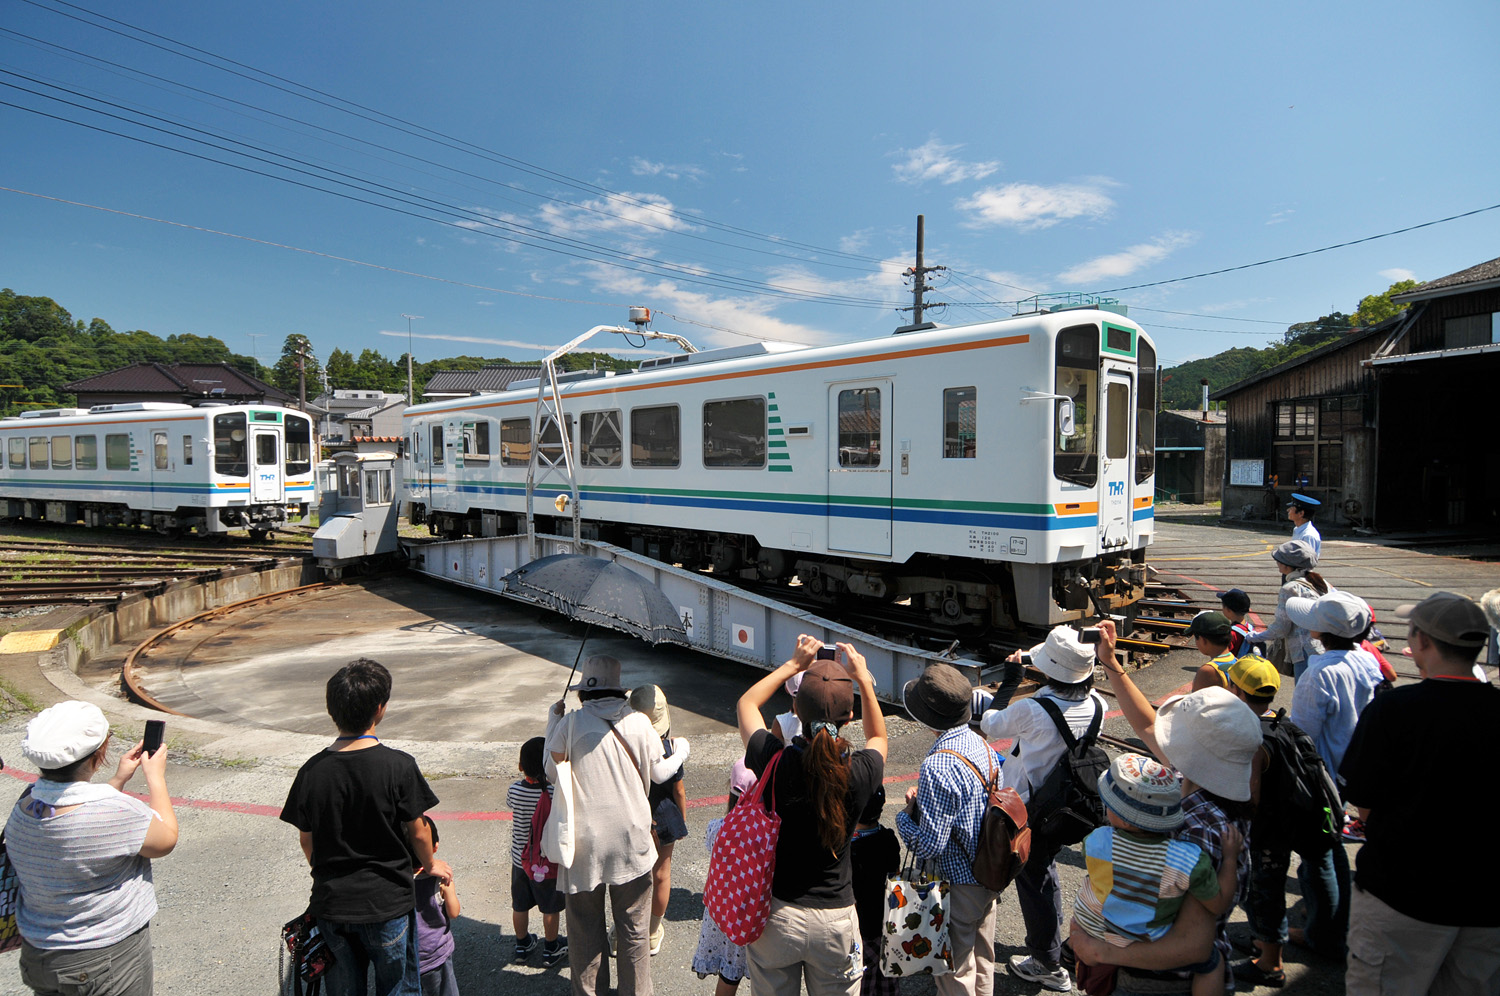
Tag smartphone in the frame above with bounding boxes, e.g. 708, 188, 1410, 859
1078, 628, 1103, 644
143, 719, 165, 757
816, 644, 838, 661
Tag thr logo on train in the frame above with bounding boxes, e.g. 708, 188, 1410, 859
1108, 481, 1126, 496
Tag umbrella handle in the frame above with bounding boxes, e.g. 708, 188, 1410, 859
563, 624, 592, 696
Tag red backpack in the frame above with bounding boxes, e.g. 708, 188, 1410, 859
520, 786, 558, 883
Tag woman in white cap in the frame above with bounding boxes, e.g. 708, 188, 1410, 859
976, 626, 1109, 993
627, 684, 692, 956
4, 701, 179, 995
1245, 539, 1329, 680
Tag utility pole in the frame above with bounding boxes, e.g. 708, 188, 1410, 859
402, 314, 422, 405
292, 337, 312, 411
246, 333, 265, 374
899, 214, 946, 329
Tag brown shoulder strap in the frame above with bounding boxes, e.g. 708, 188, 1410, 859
604, 719, 649, 796
936, 748, 997, 792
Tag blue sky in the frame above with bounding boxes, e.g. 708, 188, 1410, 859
3, 0, 1497, 372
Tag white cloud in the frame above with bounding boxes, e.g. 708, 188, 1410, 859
1266, 209, 1295, 225
957, 179, 1116, 230
839, 228, 875, 254
1056, 232, 1198, 285
629, 157, 705, 182
1379, 267, 1416, 283
539, 191, 690, 238
891, 139, 1001, 186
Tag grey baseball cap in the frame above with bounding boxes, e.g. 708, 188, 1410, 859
1395, 592, 1489, 648
1284, 591, 1373, 639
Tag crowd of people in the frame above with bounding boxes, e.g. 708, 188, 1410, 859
3, 524, 1498, 996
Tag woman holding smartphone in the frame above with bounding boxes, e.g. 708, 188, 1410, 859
5, 701, 179, 995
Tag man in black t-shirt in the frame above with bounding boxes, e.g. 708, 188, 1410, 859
1339, 593, 1500, 995
281, 659, 450, 996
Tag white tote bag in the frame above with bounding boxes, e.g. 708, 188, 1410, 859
541, 758, 575, 868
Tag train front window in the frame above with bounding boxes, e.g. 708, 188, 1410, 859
285, 415, 312, 475
943, 387, 976, 459
837, 388, 882, 467
75, 435, 97, 470
214, 414, 248, 475
1136, 339, 1156, 483
1054, 324, 1098, 487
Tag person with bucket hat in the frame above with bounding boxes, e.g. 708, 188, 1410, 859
1086, 621, 1262, 989
896, 662, 1001, 996
546, 656, 667, 996
628, 684, 692, 956
1287, 493, 1322, 558
736, 636, 887, 996
1339, 592, 1500, 995
976, 626, 1109, 993
5, 701, 179, 996
1245, 539, 1329, 680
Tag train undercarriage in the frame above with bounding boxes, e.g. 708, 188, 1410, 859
2, 497, 295, 538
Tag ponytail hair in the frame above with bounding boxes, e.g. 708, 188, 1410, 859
1305, 571, 1329, 594
800, 728, 851, 855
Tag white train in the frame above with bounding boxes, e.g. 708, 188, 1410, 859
404, 310, 1157, 632
0, 403, 316, 538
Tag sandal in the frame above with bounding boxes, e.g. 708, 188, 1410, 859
1234, 959, 1287, 989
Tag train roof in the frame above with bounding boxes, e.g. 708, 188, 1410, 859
403, 309, 1150, 419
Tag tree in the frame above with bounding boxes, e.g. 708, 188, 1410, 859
1353, 278, 1418, 327
271, 334, 321, 401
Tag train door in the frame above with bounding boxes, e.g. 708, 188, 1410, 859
443, 419, 459, 496
251, 426, 284, 503
827, 381, 892, 556
1098, 369, 1133, 549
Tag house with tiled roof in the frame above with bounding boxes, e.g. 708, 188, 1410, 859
64, 362, 292, 408
422, 365, 541, 401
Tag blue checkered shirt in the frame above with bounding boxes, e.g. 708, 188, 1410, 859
1177, 790, 1252, 967
895, 726, 999, 887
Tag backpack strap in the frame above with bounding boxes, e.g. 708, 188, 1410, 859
936, 747, 997, 792
1035, 695, 1103, 751
604, 719, 650, 798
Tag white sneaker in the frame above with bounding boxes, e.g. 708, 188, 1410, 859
648, 920, 664, 956
1008, 954, 1073, 992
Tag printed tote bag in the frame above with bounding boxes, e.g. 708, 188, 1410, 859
703, 748, 785, 945
879, 855, 952, 978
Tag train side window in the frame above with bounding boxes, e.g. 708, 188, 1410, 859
1054, 324, 1099, 487
539, 414, 574, 464
105, 434, 131, 471
462, 420, 491, 461
1136, 339, 1156, 483
6, 437, 23, 468
214, 413, 248, 475
51, 435, 72, 470
153, 432, 169, 471
285, 414, 312, 476
631, 405, 680, 468
580, 410, 622, 467
431, 425, 444, 466
501, 418, 532, 467
1106, 382, 1130, 460
29, 437, 49, 470
837, 388, 881, 467
75, 435, 98, 471
182, 435, 193, 466
943, 387, 976, 459
704, 397, 766, 468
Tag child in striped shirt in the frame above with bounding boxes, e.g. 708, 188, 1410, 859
507, 737, 566, 966
1073, 753, 1241, 996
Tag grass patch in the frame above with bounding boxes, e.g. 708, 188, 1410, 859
0, 677, 43, 714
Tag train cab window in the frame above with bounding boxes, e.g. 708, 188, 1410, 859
631, 405, 680, 468
214, 413, 248, 475
105, 434, 131, 471
539, 414, 574, 464
1054, 324, 1099, 487
703, 397, 766, 468
75, 435, 98, 471
51, 435, 72, 470
943, 387, 976, 459
1105, 382, 1130, 460
338, 463, 361, 498
501, 418, 532, 467
580, 410, 623, 467
255, 433, 278, 467
837, 388, 882, 467
285, 415, 312, 476
29, 437, 49, 470
365, 469, 394, 505
431, 425, 445, 466
462, 420, 491, 461
182, 435, 193, 466
6, 437, 23, 468
1136, 340, 1156, 483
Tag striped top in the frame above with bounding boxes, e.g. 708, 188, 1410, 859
1073, 826, 1218, 946
506, 778, 548, 868
5, 792, 157, 949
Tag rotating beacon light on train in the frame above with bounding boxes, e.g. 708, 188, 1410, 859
401, 308, 1154, 635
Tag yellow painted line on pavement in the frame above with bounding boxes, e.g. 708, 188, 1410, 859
1149, 541, 1277, 562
